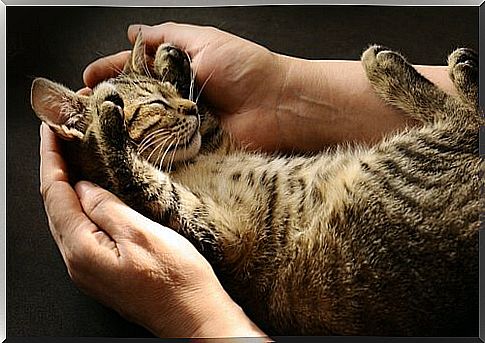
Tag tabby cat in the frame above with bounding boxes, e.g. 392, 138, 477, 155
31, 33, 480, 336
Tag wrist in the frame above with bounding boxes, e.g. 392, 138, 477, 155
189, 278, 269, 339
147, 266, 268, 339
274, 55, 422, 150
273, 54, 342, 151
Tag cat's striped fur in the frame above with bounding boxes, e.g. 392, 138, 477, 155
31, 36, 480, 336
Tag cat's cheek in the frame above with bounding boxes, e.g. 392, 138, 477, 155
178, 132, 202, 162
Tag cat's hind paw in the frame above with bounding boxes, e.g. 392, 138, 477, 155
362, 45, 409, 80
448, 48, 478, 106
361, 44, 449, 123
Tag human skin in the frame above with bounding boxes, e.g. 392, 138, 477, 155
39, 123, 269, 339
83, 23, 456, 152
41, 22, 457, 338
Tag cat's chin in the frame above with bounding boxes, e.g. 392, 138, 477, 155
173, 131, 202, 162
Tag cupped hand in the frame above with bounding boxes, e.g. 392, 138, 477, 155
39, 123, 267, 338
83, 22, 288, 150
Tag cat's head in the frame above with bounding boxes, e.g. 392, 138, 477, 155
31, 33, 205, 167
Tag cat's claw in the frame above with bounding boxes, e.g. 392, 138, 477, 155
154, 43, 192, 98
97, 100, 128, 148
104, 93, 125, 109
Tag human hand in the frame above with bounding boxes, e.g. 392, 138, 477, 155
83, 23, 452, 153
39, 123, 268, 339
83, 22, 288, 151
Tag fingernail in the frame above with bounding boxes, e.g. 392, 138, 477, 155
128, 24, 148, 34
76, 87, 93, 96
75, 180, 99, 197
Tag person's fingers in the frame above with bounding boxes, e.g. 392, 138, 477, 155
128, 22, 184, 47
83, 50, 131, 88
74, 181, 151, 239
74, 180, 192, 252
39, 124, 102, 259
76, 87, 93, 96
127, 22, 218, 56
40, 123, 68, 185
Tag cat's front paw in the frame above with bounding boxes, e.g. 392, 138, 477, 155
97, 94, 129, 149
154, 44, 192, 98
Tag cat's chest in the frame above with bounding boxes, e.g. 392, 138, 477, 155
169, 152, 267, 203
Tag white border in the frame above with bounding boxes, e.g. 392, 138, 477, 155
1, 1, 482, 341
1, 0, 484, 6
1, 0, 6, 341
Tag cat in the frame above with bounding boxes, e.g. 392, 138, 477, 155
31, 33, 481, 336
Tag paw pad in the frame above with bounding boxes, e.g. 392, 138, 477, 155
448, 48, 478, 70
104, 93, 124, 109
362, 44, 406, 72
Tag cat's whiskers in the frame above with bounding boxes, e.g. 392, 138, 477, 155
138, 133, 172, 159
167, 133, 181, 172
195, 68, 215, 105
189, 44, 209, 103
154, 135, 175, 171
157, 135, 178, 171
137, 133, 169, 157
146, 134, 174, 164
160, 68, 170, 84
102, 59, 126, 81
187, 53, 195, 102
92, 51, 137, 82
137, 128, 171, 155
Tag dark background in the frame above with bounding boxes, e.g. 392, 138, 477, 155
7, 6, 479, 337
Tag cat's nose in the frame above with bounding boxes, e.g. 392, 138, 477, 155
179, 102, 198, 117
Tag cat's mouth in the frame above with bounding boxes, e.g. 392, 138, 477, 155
162, 128, 200, 153
139, 125, 201, 169
182, 129, 200, 148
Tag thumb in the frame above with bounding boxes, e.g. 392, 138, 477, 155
74, 181, 150, 238
75, 181, 197, 253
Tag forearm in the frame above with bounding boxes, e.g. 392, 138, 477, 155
275, 55, 455, 150
147, 271, 269, 339
189, 283, 270, 340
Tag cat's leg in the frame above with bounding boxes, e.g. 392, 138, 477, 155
153, 44, 223, 145
153, 44, 192, 99
447, 48, 479, 108
94, 97, 225, 263
362, 45, 450, 123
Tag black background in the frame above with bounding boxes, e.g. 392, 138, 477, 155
6, 6, 479, 337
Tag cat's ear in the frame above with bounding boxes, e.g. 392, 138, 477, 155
123, 30, 151, 75
31, 78, 89, 141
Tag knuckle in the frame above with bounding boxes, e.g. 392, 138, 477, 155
206, 25, 220, 35
124, 224, 150, 245
162, 21, 176, 27
65, 245, 94, 278
40, 181, 54, 201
